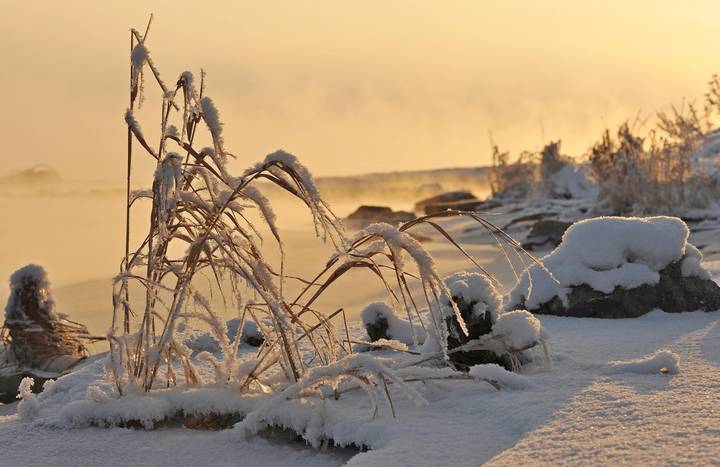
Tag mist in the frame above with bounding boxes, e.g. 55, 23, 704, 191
2, 0, 720, 182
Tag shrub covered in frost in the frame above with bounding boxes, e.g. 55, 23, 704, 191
3, 264, 94, 368
103, 21, 542, 432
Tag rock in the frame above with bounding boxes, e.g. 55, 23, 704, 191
521, 220, 572, 250
364, 314, 390, 342
445, 293, 501, 370
184, 318, 266, 355
532, 260, 720, 318
440, 272, 513, 370
414, 191, 477, 214
361, 302, 424, 346
345, 205, 415, 229
226, 318, 265, 347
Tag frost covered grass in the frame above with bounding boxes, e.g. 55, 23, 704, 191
97, 18, 549, 441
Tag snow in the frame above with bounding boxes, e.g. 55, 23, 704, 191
508, 216, 705, 310
1, 295, 720, 466
468, 364, 534, 389
606, 349, 680, 375
442, 271, 501, 321
549, 164, 598, 200
492, 310, 546, 351
16, 377, 40, 421
130, 43, 149, 71
200, 96, 224, 154
4, 189, 720, 465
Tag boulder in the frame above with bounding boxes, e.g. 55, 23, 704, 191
521, 220, 572, 250
440, 272, 513, 370
345, 205, 415, 229
361, 302, 425, 346
533, 261, 720, 318
414, 191, 478, 214
508, 216, 720, 318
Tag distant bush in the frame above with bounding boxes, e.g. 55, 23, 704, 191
589, 101, 713, 214
489, 145, 537, 199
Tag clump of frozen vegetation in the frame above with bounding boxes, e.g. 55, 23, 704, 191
489, 140, 598, 202
13, 21, 549, 447
43, 19, 555, 440
2, 264, 97, 370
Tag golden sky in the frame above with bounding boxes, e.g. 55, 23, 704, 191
1, 0, 719, 178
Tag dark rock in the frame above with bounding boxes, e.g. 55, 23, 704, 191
226, 318, 265, 347
444, 294, 512, 371
0, 369, 55, 403
345, 205, 415, 229
532, 261, 720, 318
364, 315, 390, 342
415, 191, 477, 213
522, 220, 572, 250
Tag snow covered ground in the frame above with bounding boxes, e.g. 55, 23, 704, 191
3, 192, 720, 465
1, 310, 718, 465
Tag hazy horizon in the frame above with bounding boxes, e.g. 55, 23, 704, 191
2, 1, 720, 181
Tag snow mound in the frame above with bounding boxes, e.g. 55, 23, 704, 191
549, 164, 598, 200
607, 349, 680, 375
493, 310, 547, 351
442, 271, 502, 320
508, 216, 706, 309
468, 364, 534, 389
360, 302, 425, 346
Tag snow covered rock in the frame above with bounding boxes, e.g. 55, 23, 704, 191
440, 272, 509, 369
360, 302, 425, 346
508, 216, 720, 317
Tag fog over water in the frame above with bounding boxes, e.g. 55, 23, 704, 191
0, 174, 497, 336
